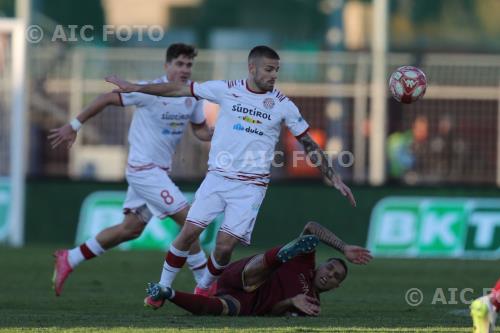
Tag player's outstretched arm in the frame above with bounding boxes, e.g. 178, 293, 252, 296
297, 133, 356, 207
48, 92, 122, 149
105, 75, 191, 97
302, 221, 372, 265
270, 294, 320, 316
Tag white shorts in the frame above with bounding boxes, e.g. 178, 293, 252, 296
123, 165, 189, 221
187, 172, 267, 245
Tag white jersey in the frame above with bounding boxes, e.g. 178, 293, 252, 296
191, 79, 309, 186
120, 76, 205, 171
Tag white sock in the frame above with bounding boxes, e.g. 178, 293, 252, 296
86, 237, 106, 256
67, 247, 84, 269
159, 245, 189, 287
67, 237, 106, 269
187, 250, 207, 284
197, 252, 227, 289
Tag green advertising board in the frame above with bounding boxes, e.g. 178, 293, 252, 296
76, 191, 222, 251
367, 197, 500, 259
0, 178, 10, 242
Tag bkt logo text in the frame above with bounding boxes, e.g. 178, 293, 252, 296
367, 197, 500, 258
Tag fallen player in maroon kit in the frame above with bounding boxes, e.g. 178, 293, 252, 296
145, 221, 372, 316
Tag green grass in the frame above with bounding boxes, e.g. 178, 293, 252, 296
0, 245, 498, 332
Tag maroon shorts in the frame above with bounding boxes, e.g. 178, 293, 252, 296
215, 255, 258, 315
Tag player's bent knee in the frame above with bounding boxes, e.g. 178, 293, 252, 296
218, 296, 240, 316
215, 239, 238, 256
178, 223, 203, 245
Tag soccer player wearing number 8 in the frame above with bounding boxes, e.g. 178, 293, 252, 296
106, 45, 356, 306
49, 44, 214, 296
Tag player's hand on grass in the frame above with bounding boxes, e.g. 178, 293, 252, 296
291, 294, 321, 316
48, 124, 77, 149
343, 245, 373, 265
332, 176, 356, 207
105, 75, 140, 93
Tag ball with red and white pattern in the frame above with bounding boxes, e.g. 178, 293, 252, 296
389, 66, 427, 104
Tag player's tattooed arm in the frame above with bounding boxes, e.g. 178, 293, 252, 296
297, 133, 356, 207
302, 221, 373, 265
302, 221, 346, 253
105, 75, 191, 97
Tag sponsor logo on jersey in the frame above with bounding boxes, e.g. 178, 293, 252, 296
169, 122, 185, 128
162, 128, 183, 135
161, 113, 190, 121
232, 104, 271, 121
232, 123, 264, 136
263, 97, 275, 110
239, 116, 262, 124
233, 123, 244, 131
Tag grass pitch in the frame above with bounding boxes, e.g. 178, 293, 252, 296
0, 245, 498, 332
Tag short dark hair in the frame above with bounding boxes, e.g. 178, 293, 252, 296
248, 45, 280, 63
327, 257, 348, 280
166, 43, 197, 63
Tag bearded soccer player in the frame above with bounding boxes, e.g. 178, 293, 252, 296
143, 221, 372, 316
49, 43, 213, 296
106, 45, 356, 304
470, 279, 500, 333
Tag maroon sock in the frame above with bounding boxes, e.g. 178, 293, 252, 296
165, 250, 187, 269
263, 246, 282, 270
79, 243, 96, 260
170, 291, 223, 315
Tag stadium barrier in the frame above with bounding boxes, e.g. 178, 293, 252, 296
25, 180, 499, 251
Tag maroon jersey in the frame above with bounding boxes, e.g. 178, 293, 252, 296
216, 251, 319, 316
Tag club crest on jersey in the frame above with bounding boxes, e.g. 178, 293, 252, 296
239, 116, 262, 124
263, 98, 275, 110
185, 98, 193, 108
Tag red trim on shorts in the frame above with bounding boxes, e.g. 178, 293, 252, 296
117, 93, 125, 106
190, 82, 200, 100
186, 219, 209, 229
159, 202, 189, 220
295, 127, 310, 140
165, 251, 187, 268
80, 243, 96, 260
245, 80, 267, 94
127, 163, 170, 172
219, 227, 250, 245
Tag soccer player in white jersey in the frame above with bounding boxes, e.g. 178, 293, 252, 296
49, 43, 213, 296
106, 45, 356, 307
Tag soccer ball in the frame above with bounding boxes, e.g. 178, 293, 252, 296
389, 66, 427, 104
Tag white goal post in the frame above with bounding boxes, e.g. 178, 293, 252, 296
0, 17, 28, 247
